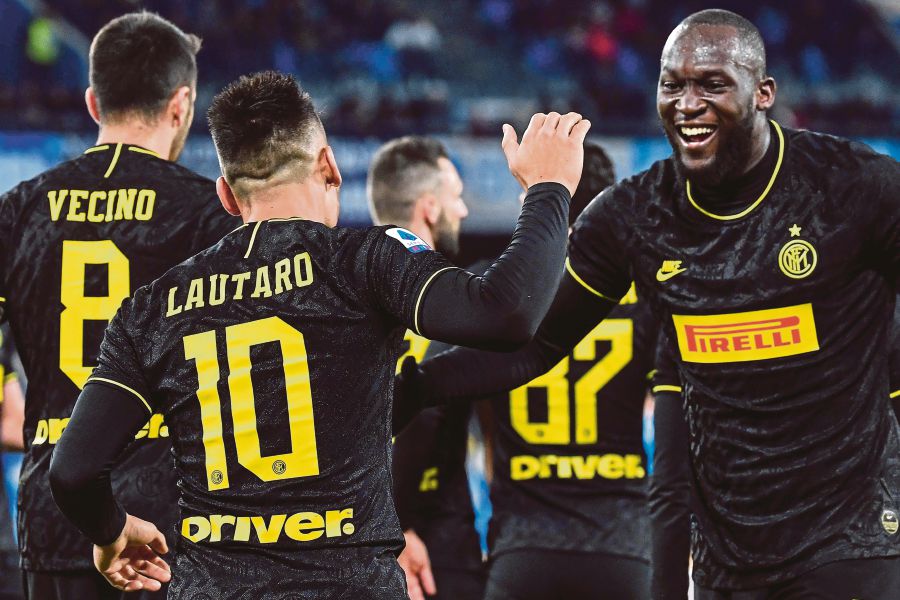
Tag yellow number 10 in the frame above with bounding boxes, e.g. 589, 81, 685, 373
183, 316, 319, 491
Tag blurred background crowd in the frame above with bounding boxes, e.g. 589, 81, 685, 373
0, 0, 897, 137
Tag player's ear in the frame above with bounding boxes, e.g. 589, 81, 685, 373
321, 146, 342, 189
168, 85, 193, 127
85, 88, 101, 125
419, 193, 440, 226
756, 76, 776, 111
216, 177, 242, 217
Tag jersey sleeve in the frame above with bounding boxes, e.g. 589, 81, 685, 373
567, 188, 633, 302
87, 292, 154, 415
362, 227, 454, 332
859, 147, 900, 281
0, 184, 21, 320
891, 297, 900, 421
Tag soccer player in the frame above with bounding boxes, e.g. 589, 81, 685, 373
0, 12, 237, 599
397, 9, 900, 599
368, 136, 484, 600
481, 142, 659, 600
0, 325, 25, 600
48, 71, 590, 598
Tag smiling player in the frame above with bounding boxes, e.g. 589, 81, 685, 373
398, 9, 900, 599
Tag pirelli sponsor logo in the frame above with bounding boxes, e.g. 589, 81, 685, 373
673, 304, 819, 363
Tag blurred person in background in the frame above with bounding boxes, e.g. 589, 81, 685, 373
0, 324, 25, 600
0, 12, 236, 600
480, 141, 659, 600
368, 136, 484, 600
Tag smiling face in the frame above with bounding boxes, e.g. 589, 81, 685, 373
657, 24, 774, 186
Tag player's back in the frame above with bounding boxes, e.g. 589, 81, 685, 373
0, 143, 234, 570
95, 219, 440, 597
489, 286, 656, 560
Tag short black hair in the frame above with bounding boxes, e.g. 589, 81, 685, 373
570, 141, 615, 226
368, 136, 449, 225
90, 12, 200, 122
208, 71, 323, 191
678, 9, 766, 79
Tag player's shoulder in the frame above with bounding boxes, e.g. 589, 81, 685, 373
785, 125, 897, 173
0, 153, 86, 205
578, 158, 677, 226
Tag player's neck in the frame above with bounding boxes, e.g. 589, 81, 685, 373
95, 122, 174, 160
241, 181, 329, 225
398, 218, 436, 248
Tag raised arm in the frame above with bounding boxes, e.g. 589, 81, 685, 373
408, 112, 592, 350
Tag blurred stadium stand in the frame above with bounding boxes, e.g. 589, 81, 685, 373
0, 0, 896, 237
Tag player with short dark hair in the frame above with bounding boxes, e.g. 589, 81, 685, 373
48, 71, 590, 598
0, 11, 237, 600
398, 8, 900, 599
369, 135, 482, 600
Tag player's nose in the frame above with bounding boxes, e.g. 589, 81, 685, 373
675, 83, 705, 116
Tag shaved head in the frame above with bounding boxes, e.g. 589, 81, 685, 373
664, 9, 766, 80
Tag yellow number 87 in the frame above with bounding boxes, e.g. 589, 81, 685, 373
184, 316, 319, 491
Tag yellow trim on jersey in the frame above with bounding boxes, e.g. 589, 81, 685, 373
565, 258, 620, 302
4, 372, 17, 384
244, 221, 263, 259
413, 267, 456, 336
128, 146, 161, 158
652, 384, 682, 394
269, 217, 305, 223
891, 390, 900, 399
84, 145, 109, 154
685, 120, 785, 221
87, 377, 152, 413
103, 143, 123, 178
0, 297, 6, 303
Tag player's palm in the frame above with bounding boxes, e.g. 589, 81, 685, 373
94, 513, 171, 592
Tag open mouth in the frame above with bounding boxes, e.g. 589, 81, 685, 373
677, 124, 717, 146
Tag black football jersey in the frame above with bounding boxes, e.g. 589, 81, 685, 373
567, 122, 900, 589
488, 285, 656, 560
0, 144, 237, 570
90, 219, 452, 598
0, 324, 18, 555
392, 333, 482, 571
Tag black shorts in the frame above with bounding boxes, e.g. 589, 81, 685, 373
24, 569, 167, 600
484, 548, 649, 600
695, 555, 900, 600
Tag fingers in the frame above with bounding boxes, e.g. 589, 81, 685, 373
405, 570, 424, 600
557, 112, 583, 135
541, 111, 562, 133
420, 561, 437, 596
523, 112, 547, 141
148, 529, 168, 555
501, 123, 519, 162
570, 118, 592, 142
134, 556, 172, 583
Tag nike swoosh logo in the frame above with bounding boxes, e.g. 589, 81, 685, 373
656, 268, 687, 282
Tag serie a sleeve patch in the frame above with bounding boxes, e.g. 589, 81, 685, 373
385, 227, 432, 254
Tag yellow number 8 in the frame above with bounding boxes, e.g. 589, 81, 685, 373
184, 316, 319, 491
60, 240, 130, 388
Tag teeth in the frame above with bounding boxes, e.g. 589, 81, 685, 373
680, 126, 715, 137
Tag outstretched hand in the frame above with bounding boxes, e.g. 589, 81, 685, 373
94, 514, 171, 592
501, 112, 592, 197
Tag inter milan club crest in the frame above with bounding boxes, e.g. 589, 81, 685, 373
778, 224, 817, 279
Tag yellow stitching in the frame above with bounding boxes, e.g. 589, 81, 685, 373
87, 377, 152, 413
103, 143, 123, 178
413, 267, 456, 336
686, 120, 785, 221
128, 146, 161, 158
564, 258, 620, 302
891, 390, 900, 399
244, 221, 263, 259
652, 384, 682, 393
84, 145, 109, 154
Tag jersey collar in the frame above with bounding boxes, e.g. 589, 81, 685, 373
685, 119, 785, 222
